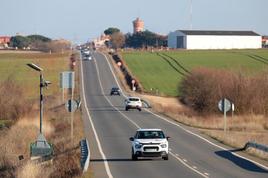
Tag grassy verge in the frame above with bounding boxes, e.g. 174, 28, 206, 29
122, 49, 268, 96
140, 94, 268, 161
0, 51, 89, 177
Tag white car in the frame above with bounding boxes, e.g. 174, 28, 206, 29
125, 97, 142, 111
129, 129, 169, 160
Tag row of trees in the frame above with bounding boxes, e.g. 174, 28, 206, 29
103, 27, 167, 50
9, 35, 71, 52
10, 35, 51, 49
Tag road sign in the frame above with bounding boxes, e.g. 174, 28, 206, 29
65, 100, 78, 112
60, 71, 75, 89
218, 98, 231, 113
218, 98, 232, 135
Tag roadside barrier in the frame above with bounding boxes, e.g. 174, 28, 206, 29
141, 99, 151, 108
80, 139, 90, 172
244, 141, 268, 153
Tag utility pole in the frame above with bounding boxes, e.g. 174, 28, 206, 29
190, 0, 193, 30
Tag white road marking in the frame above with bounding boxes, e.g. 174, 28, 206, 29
100, 51, 268, 171
93, 53, 209, 178
80, 54, 113, 178
169, 152, 209, 178
204, 173, 210, 176
93, 57, 140, 129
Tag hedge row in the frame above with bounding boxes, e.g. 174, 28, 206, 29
180, 68, 268, 115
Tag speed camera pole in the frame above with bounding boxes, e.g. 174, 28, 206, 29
40, 73, 43, 134
27, 63, 53, 159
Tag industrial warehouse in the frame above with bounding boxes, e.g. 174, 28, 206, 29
168, 30, 262, 49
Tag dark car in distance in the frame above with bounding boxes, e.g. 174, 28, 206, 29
110, 87, 120, 96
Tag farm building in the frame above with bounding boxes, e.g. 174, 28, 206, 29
168, 30, 262, 49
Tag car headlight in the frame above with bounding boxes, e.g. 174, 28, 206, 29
160, 144, 167, 148
135, 142, 142, 149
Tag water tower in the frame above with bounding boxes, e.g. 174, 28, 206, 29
133, 17, 144, 33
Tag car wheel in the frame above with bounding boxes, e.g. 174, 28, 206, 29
163, 154, 169, 160
138, 108, 141, 111
132, 149, 138, 160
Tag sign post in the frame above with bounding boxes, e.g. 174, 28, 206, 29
218, 98, 231, 136
60, 72, 75, 103
60, 71, 75, 144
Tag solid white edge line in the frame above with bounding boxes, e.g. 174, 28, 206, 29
80, 53, 113, 178
96, 52, 209, 177
100, 52, 268, 171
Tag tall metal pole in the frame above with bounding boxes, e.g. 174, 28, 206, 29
71, 87, 74, 145
190, 0, 193, 30
40, 73, 43, 134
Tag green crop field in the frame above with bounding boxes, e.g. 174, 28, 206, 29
122, 49, 268, 96
0, 52, 70, 97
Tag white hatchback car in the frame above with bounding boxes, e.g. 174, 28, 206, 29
129, 129, 169, 160
125, 97, 142, 111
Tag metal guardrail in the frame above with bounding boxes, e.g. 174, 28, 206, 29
244, 141, 268, 153
80, 139, 90, 172
141, 99, 152, 108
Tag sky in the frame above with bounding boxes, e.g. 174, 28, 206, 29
1, 0, 268, 43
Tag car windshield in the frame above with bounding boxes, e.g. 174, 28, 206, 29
129, 98, 140, 101
112, 88, 119, 91
136, 131, 165, 139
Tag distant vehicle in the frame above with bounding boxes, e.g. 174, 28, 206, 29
110, 87, 120, 96
125, 97, 142, 111
82, 50, 90, 55
83, 54, 92, 60
129, 128, 169, 160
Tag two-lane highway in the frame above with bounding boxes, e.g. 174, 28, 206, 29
80, 51, 268, 178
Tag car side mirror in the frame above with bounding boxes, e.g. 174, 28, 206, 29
129, 137, 134, 141
166, 136, 170, 140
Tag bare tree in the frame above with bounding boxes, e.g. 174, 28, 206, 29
110, 32, 125, 50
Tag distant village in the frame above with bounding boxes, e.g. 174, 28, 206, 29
1, 17, 268, 50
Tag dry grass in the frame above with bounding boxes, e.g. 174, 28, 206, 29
0, 52, 86, 178
0, 76, 33, 121
202, 130, 268, 161
0, 115, 56, 176
17, 162, 46, 178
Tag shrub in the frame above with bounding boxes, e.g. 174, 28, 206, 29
0, 76, 32, 121
180, 68, 268, 115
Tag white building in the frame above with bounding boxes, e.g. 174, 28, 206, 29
168, 30, 262, 49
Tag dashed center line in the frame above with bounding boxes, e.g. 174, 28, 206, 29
96, 53, 210, 178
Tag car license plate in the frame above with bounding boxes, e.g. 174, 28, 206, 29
146, 149, 157, 152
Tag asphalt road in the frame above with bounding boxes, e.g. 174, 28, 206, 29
80, 51, 268, 178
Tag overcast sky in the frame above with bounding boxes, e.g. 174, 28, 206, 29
1, 0, 267, 43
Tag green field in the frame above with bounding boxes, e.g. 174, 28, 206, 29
122, 49, 268, 96
0, 52, 70, 97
